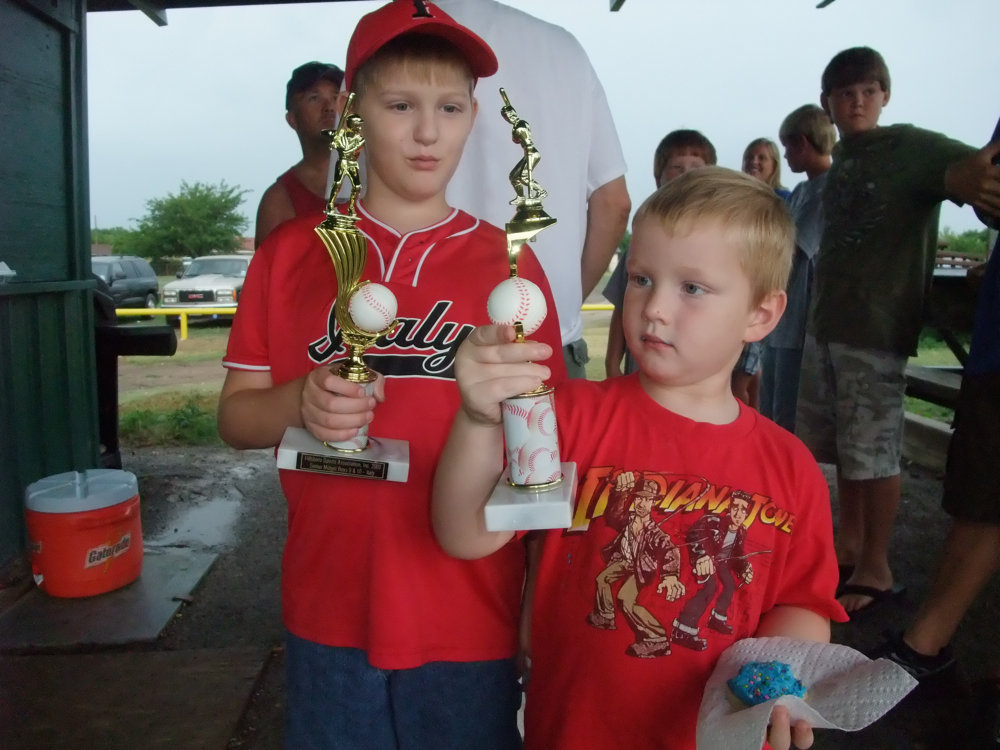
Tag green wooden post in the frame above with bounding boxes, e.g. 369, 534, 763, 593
0, 0, 99, 566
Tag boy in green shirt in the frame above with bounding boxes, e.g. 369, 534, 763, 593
797, 46, 1000, 614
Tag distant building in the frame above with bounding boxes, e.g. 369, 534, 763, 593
91, 243, 113, 256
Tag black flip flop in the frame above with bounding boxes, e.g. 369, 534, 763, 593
837, 582, 907, 616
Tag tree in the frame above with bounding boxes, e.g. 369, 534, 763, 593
939, 227, 990, 259
133, 181, 249, 261
90, 226, 141, 255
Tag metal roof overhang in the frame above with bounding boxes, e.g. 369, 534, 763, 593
87, 0, 356, 26
86, 0, 632, 27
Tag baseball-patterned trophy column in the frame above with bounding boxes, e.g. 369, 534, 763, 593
483, 89, 577, 531
276, 94, 409, 482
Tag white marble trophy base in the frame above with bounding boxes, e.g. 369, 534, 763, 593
276, 427, 409, 483
484, 462, 577, 531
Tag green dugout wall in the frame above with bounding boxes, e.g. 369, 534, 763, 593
0, 0, 99, 566
0, 0, 339, 568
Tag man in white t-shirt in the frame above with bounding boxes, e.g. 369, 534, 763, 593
435, 0, 631, 377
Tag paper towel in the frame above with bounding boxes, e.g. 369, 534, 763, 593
697, 636, 918, 750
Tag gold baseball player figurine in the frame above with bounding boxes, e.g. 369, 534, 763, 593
316, 95, 399, 450
324, 93, 367, 219
501, 88, 545, 204
500, 88, 556, 281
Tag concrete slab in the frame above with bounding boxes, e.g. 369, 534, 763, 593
0, 647, 265, 750
0, 548, 215, 651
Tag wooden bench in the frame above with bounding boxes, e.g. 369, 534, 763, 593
904, 364, 962, 409
935, 250, 982, 270
903, 365, 961, 471
900, 249, 974, 469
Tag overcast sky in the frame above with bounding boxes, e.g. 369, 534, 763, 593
86, 0, 999, 236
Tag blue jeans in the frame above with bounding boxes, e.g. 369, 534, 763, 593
759, 345, 804, 433
285, 632, 522, 750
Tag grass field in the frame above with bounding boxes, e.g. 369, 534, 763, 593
116, 287, 963, 444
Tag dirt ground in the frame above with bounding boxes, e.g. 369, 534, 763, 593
118, 357, 225, 395
117, 324, 230, 398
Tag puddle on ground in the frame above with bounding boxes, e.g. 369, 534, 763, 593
146, 496, 243, 549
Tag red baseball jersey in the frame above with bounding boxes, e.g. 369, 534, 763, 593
225, 203, 567, 669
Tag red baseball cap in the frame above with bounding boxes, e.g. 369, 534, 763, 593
345, 0, 498, 91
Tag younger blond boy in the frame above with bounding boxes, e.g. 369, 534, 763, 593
219, 2, 565, 746
434, 168, 846, 749
759, 104, 836, 432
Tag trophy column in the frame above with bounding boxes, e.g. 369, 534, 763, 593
483, 89, 577, 531
276, 96, 409, 483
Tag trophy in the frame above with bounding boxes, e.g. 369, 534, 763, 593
483, 89, 577, 531
276, 94, 409, 482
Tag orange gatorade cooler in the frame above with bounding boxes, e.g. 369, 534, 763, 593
24, 469, 143, 598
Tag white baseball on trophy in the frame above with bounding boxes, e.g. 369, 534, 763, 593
348, 282, 397, 333
487, 277, 546, 335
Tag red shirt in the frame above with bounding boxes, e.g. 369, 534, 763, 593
277, 168, 327, 217
225, 204, 566, 668
524, 376, 846, 749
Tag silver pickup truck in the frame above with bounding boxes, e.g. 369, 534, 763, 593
161, 254, 251, 311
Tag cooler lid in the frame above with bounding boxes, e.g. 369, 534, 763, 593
25, 469, 139, 514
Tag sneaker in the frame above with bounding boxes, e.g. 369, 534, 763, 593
671, 626, 707, 651
585, 611, 616, 630
626, 638, 670, 659
967, 678, 1000, 747
707, 615, 733, 635
869, 631, 956, 681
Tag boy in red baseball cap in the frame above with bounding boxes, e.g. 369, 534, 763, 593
218, 1, 565, 747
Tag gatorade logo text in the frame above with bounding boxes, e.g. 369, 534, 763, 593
85, 533, 132, 568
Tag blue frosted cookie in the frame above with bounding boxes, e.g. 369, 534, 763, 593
728, 660, 806, 706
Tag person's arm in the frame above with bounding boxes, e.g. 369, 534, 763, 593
755, 606, 830, 750
601, 256, 629, 378
517, 532, 543, 683
580, 176, 631, 299
604, 305, 626, 378
944, 139, 1000, 217
731, 369, 761, 410
254, 183, 295, 248
217, 366, 377, 450
432, 325, 554, 560
755, 604, 830, 641
732, 342, 762, 409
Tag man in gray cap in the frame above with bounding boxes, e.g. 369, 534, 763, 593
254, 61, 343, 246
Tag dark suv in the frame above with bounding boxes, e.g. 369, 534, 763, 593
91, 255, 160, 309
